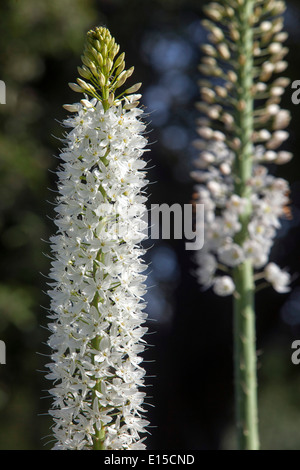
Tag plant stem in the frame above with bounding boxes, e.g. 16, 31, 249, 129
232, 0, 259, 450
92, 335, 106, 450
91, 250, 106, 450
233, 262, 259, 450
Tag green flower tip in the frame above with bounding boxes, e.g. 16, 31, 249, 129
69, 26, 141, 111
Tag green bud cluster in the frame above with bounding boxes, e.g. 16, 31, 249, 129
69, 26, 141, 111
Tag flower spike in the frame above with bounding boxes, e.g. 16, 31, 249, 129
46, 26, 150, 450
192, 0, 292, 450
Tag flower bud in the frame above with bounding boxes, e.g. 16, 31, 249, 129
203, 3, 223, 22
125, 82, 142, 94
77, 66, 92, 80
63, 104, 79, 112
69, 82, 84, 93
115, 52, 125, 68
275, 151, 293, 164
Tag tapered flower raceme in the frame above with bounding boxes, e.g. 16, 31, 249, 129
46, 27, 150, 450
192, 0, 292, 296
192, 0, 292, 451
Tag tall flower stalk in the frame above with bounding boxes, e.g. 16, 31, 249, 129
46, 27, 150, 450
192, 0, 292, 449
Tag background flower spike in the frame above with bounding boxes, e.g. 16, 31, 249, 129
192, 0, 292, 451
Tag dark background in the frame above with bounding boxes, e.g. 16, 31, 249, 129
1, 0, 300, 450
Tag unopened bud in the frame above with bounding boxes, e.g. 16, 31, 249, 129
78, 66, 91, 80
115, 70, 127, 88
276, 151, 293, 164
266, 130, 289, 149
222, 113, 234, 128
125, 83, 142, 94
201, 151, 215, 163
198, 127, 214, 139
116, 61, 125, 76
255, 82, 267, 93
80, 99, 94, 108
202, 44, 217, 57
107, 58, 113, 71
201, 87, 215, 103
210, 26, 224, 42
220, 162, 231, 175
217, 43, 230, 60
203, 4, 223, 22
111, 43, 120, 58
227, 70, 237, 83
274, 32, 288, 43
258, 129, 272, 141
274, 77, 290, 88
267, 103, 280, 115
115, 52, 125, 69
123, 101, 139, 110
207, 106, 220, 119
89, 62, 98, 76
260, 21, 272, 32
96, 52, 103, 67
273, 1, 286, 15
260, 62, 274, 81
273, 130, 289, 142
99, 72, 106, 87
270, 86, 285, 97
264, 150, 277, 161
215, 86, 227, 98
273, 110, 290, 130
101, 43, 108, 59
69, 82, 83, 93
213, 131, 225, 142
81, 55, 91, 68
107, 93, 115, 106
231, 137, 241, 150
268, 42, 282, 54
63, 104, 79, 112
229, 28, 239, 41
274, 61, 288, 73
77, 78, 92, 92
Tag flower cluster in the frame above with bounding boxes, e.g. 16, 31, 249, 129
46, 27, 150, 450
192, 0, 292, 296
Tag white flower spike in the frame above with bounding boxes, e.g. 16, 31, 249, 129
46, 27, 150, 450
193, 1, 292, 297
192, 0, 292, 451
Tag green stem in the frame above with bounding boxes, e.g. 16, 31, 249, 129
89, 151, 110, 450
91, 335, 106, 450
233, 262, 259, 450
91, 251, 106, 450
232, 0, 259, 450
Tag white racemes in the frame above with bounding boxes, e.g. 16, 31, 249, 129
46, 95, 150, 450
192, 0, 293, 298
192, 140, 291, 296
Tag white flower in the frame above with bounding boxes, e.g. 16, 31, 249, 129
213, 276, 235, 296
243, 239, 268, 269
46, 97, 150, 450
226, 195, 248, 215
222, 211, 242, 236
195, 253, 217, 287
264, 262, 290, 293
192, 140, 291, 294
218, 243, 245, 267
